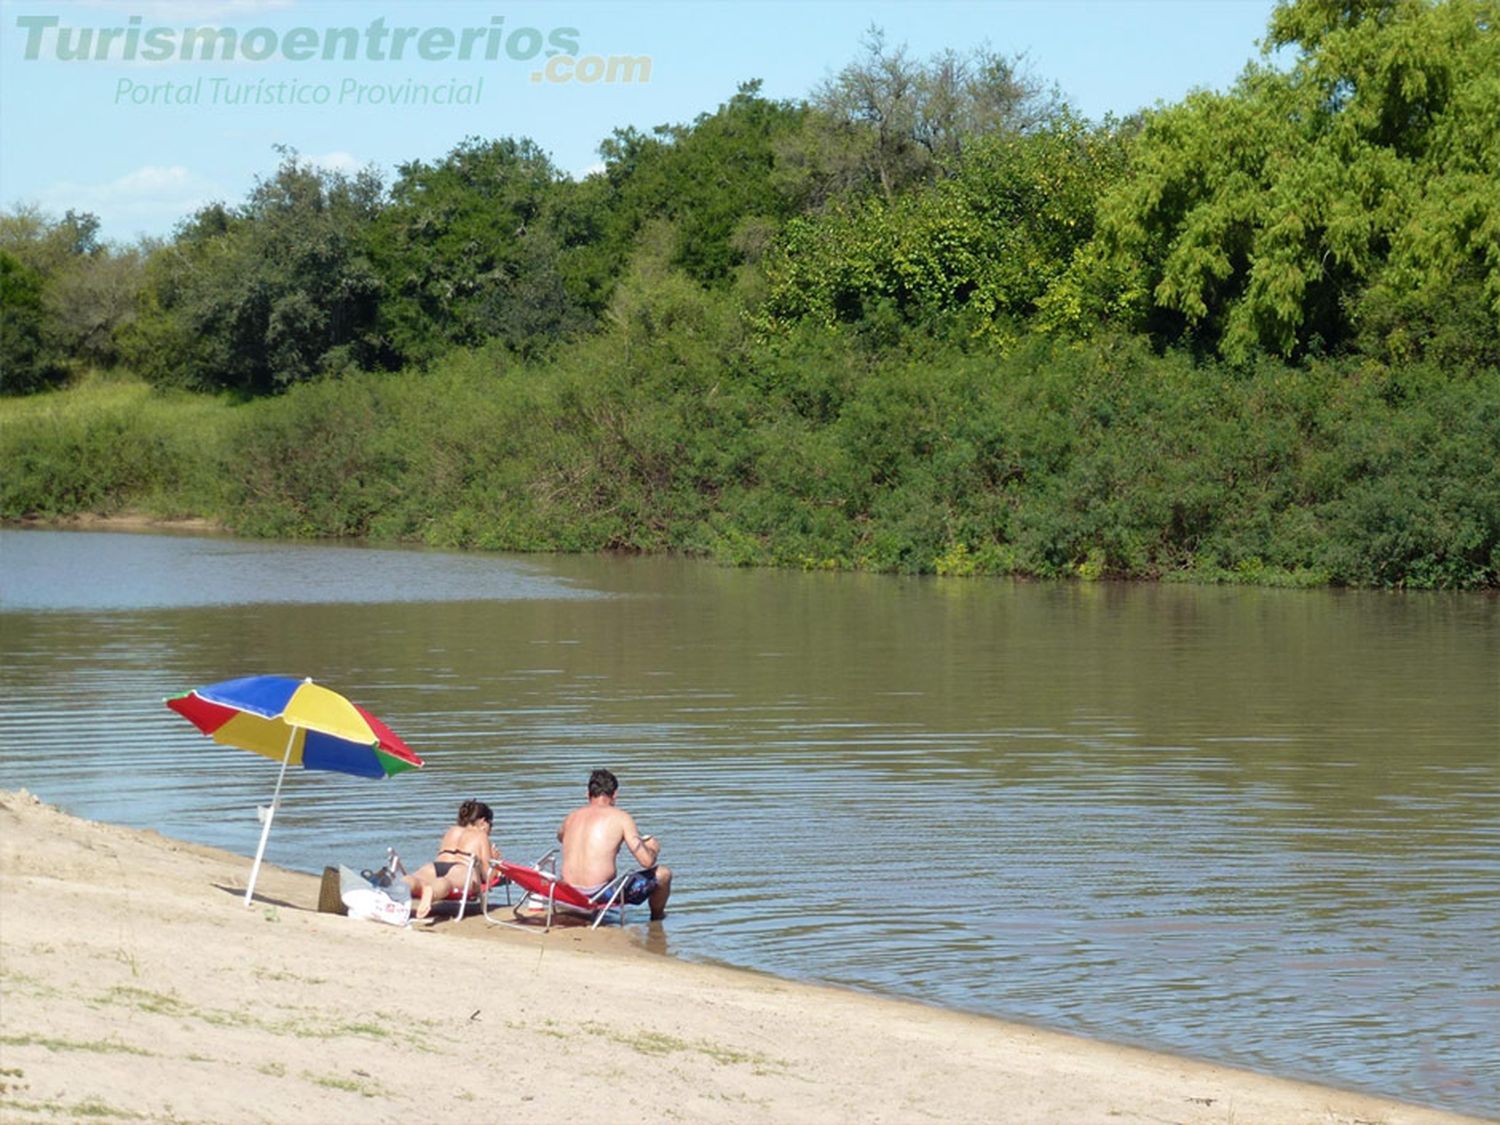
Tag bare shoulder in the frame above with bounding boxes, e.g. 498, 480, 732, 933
595, 805, 635, 839
460, 824, 488, 848
612, 806, 642, 834
560, 803, 603, 840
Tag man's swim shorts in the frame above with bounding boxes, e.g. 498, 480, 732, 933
622, 866, 659, 905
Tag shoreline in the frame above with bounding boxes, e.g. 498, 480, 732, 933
6, 512, 227, 535
11, 513, 1498, 598
0, 790, 1486, 1124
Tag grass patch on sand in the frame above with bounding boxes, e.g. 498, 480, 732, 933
0, 967, 60, 998
90, 985, 430, 1049
97, 985, 187, 1018
516, 1018, 569, 1040
318, 1020, 393, 1040
0, 1095, 148, 1119
579, 1021, 779, 1068
250, 967, 327, 986
0, 1034, 154, 1057
301, 1070, 382, 1097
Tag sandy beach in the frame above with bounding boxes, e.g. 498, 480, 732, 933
0, 790, 1485, 1125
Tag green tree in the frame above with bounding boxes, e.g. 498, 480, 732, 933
1040, 0, 1500, 362
0, 206, 102, 275
0, 250, 57, 393
581, 81, 807, 290
760, 116, 1124, 343
365, 136, 582, 365
46, 242, 150, 369
774, 28, 1062, 209
0, 205, 134, 382
127, 152, 386, 392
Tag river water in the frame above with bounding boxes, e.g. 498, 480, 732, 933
1, 527, 1496, 1115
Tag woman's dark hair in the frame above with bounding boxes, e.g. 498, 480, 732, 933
457, 799, 493, 826
588, 768, 618, 798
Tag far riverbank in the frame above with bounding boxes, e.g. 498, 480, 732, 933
5, 335, 1496, 593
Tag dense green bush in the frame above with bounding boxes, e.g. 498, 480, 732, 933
0, 250, 58, 394
6, 324, 1495, 589
760, 117, 1124, 343
0, 379, 228, 516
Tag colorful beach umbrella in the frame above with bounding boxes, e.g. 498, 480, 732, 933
166, 675, 423, 905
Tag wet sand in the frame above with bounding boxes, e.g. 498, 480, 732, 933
0, 790, 1485, 1124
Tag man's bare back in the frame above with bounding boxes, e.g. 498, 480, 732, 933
557, 768, 672, 919
559, 801, 640, 887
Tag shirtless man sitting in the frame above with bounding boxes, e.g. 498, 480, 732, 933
558, 768, 672, 920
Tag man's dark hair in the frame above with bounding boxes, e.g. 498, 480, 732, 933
588, 768, 619, 798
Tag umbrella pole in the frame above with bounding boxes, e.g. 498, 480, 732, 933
244, 728, 295, 907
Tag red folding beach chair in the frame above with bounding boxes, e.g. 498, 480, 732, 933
483, 849, 634, 931
385, 847, 505, 922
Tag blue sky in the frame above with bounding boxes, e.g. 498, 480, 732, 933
0, 0, 1279, 243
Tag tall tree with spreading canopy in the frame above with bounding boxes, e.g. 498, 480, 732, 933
0, 207, 131, 390
123, 152, 385, 393
775, 28, 1063, 209
581, 81, 807, 290
1039, 0, 1500, 364
365, 136, 583, 366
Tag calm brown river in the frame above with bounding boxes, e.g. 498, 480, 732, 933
1, 528, 1496, 1115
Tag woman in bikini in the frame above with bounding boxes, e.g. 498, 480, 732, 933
403, 798, 498, 919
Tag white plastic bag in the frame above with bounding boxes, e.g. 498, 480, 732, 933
338, 864, 411, 926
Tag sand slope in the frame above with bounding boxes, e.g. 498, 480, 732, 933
0, 790, 1485, 1124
